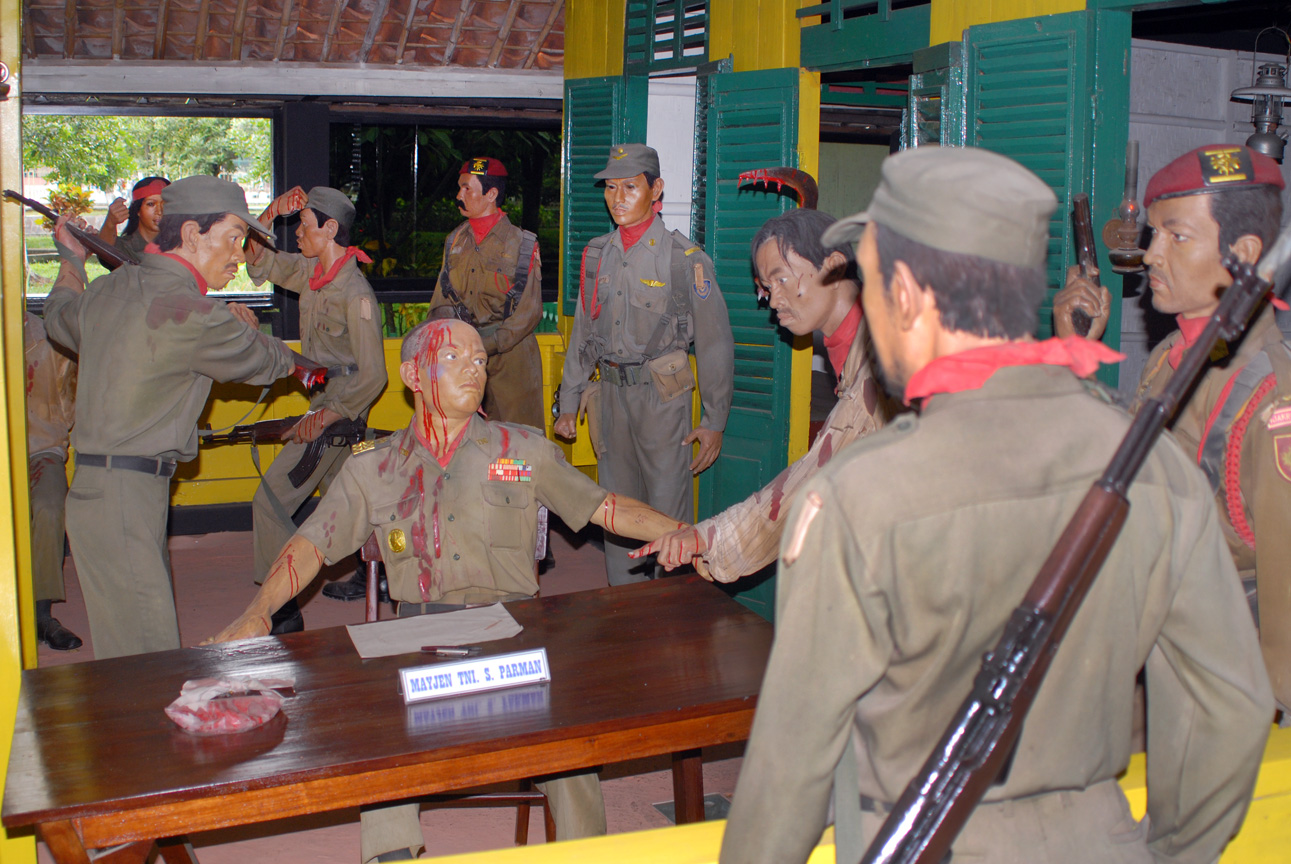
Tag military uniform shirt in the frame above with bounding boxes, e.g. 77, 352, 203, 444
43, 253, 296, 460
722, 365, 1272, 864
298, 415, 608, 605
111, 229, 149, 265
247, 251, 387, 420
24, 311, 76, 460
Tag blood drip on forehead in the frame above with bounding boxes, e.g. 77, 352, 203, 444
409, 320, 459, 452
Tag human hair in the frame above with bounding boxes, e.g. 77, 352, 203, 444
874, 223, 1047, 340
643, 172, 660, 189
751, 209, 857, 280
402, 319, 458, 363
477, 174, 507, 203
308, 208, 350, 246
1208, 185, 1283, 255
152, 212, 228, 253
123, 176, 170, 236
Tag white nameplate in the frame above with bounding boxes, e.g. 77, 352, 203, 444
399, 648, 550, 705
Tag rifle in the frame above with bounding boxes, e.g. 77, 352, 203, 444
4, 189, 131, 270
859, 221, 1291, 864
202, 415, 392, 488
1069, 194, 1099, 337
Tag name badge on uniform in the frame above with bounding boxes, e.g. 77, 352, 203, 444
488, 458, 532, 482
1267, 405, 1291, 431
400, 648, 550, 705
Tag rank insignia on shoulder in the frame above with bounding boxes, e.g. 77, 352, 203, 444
693, 262, 711, 300
388, 528, 407, 553
1276, 434, 1291, 483
684, 247, 699, 256
488, 458, 533, 482
1267, 405, 1291, 431
640, 278, 665, 288
352, 440, 376, 455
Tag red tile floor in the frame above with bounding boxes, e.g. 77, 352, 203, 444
32, 525, 744, 862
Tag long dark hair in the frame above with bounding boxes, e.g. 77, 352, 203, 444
123, 176, 170, 236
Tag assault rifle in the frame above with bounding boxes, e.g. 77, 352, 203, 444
859, 221, 1291, 864
202, 415, 392, 488
4, 189, 131, 270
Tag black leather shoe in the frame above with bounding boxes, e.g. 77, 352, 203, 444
322, 568, 367, 602
37, 617, 83, 651
374, 851, 416, 862
269, 598, 304, 635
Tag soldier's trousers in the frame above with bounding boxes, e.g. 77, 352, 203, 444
597, 377, 693, 586
29, 453, 69, 604
65, 465, 179, 659
484, 334, 544, 429
252, 439, 351, 581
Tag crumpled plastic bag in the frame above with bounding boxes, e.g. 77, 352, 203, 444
164, 675, 295, 735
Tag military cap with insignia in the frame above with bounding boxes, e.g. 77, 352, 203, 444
594, 143, 661, 180
1145, 144, 1285, 206
163, 175, 276, 246
306, 186, 357, 233
461, 157, 508, 177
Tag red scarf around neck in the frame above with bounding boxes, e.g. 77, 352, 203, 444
144, 243, 208, 294
1166, 314, 1213, 370
823, 301, 863, 379
903, 336, 1125, 406
619, 214, 655, 250
468, 211, 504, 246
309, 246, 373, 291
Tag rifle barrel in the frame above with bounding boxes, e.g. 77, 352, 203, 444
3, 189, 132, 270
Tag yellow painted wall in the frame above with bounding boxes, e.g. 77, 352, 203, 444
929, 0, 1086, 45
708, 0, 801, 72
564, 0, 625, 79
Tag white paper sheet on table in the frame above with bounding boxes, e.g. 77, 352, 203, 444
346, 604, 523, 659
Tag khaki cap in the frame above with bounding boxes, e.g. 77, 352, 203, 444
162, 176, 275, 246
306, 186, 356, 233
594, 143, 661, 180
821, 147, 1057, 270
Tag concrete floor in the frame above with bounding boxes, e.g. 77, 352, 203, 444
33, 524, 745, 863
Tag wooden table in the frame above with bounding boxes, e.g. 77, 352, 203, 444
4, 576, 772, 863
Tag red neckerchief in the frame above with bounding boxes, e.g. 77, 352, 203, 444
619, 214, 655, 250
144, 243, 208, 295
903, 336, 1125, 406
468, 211, 504, 246
1167, 314, 1212, 370
823, 300, 863, 379
309, 246, 373, 291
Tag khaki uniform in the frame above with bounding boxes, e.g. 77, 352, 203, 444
696, 324, 885, 583
25, 311, 77, 605
296, 415, 608, 862
43, 253, 297, 659
246, 251, 387, 579
722, 366, 1273, 864
558, 217, 734, 584
430, 214, 544, 427
1133, 306, 1291, 708
111, 230, 149, 265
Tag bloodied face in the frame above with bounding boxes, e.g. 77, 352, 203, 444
754, 240, 848, 336
401, 320, 489, 426
604, 173, 662, 229
186, 214, 249, 290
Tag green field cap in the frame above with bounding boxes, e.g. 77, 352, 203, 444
306, 186, 356, 233
162, 176, 275, 246
594, 143, 661, 180
821, 146, 1057, 270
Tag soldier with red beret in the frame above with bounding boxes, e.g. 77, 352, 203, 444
1056, 143, 1291, 714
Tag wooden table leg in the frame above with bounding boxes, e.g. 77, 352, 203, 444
37, 821, 92, 864
158, 835, 201, 863
671, 748, 705, 823
94, 842, 155, 864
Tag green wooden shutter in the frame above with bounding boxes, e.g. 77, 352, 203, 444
700, 67, 799, 620
561, 76, 647, 317
625, 1, 709, 75
964, 11, 1095, 340
904, 42, 966, 149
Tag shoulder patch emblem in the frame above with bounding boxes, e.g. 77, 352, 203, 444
693, 262, 711, 300
1276, 434, 1291, 483
1268, 405, 1291, 431
359, 297, 372, 321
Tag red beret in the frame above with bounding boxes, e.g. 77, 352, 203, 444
1145, 144, 1284, 207
460, 157, 508, 178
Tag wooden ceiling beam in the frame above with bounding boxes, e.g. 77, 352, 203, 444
359, 0, 392, 62
231, 0, 250, 60
274, 0, 294, 62
523, 0, 562, 70
486, 0, 520, 67
320, 0, 346, 62
194, 0, 212, 60
394, 0, 418, 64
443, 0, 471, 66
153, 0, 171, 59
112, 0, 125, 59
62, 0, 75, 59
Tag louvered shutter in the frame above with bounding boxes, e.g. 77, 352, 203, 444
561, 76, 647, 317
625, 1, 709, 75
965, 11, 1095, 338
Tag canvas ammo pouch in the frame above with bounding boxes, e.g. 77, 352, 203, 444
646, 348, 694, 403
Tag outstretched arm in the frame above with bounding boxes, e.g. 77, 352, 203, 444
589, 493, 687, 545
204, 536, 323, 643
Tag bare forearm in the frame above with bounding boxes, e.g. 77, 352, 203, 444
591, 493, 686, 543
206, 536, 323, 642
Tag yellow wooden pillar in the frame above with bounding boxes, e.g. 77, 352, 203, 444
929, 0, 1086, 44
0, 0, 39, 858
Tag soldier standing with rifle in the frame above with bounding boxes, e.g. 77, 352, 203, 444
720, 147, 1273, 864
42, 176, 304, 659
244, 186, 387, 625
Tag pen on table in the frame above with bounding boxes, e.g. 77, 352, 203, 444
421, 646, 481, 657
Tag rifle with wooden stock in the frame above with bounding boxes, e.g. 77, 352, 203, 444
3, 189, 131, 270
858, 221, 1291, 864
201, 415, 392, 489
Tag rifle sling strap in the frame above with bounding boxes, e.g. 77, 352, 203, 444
502, 230, 538, 319
249, 442, 299, 533
197, 387, 272, 439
